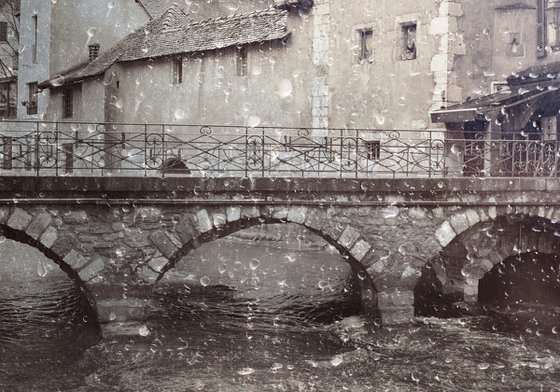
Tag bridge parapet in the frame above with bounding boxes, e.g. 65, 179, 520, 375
0, 121, 559, 178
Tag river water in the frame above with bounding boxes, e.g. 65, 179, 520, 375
1, 226, 560, 391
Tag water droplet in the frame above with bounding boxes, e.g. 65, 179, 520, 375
249, 258, 260, 270
109, 312, 117, 321
247, 116, 261, 127
383, 206, 399, 219
277, 79, 293, 98
411, 371, 420, 382
218, 263, 227, 274
174, 108, 185, 120
318, 279, 329, 290
37, 260, 48, 277
236, 367, 255, 375
200, 276, 210, 287
357, 271, 367, 280
478, 362, 490, 370
330, 355, 343, 367
138, 325, 150, 336
271, 362, 283, 371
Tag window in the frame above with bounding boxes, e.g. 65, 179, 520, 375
88, 44, 99, 61
236, 46, 247, 76
172, 57, 182, 84
0, 22, 7, 42
63, 143, 73, 173
62, 87, 73, 118
365, 140, 381, 160
358, 28, 373, 63
401, 23, 417, 60
27, 82, 38, 115
0, 82, 15, 118
537, 0, 546, 58
506, 32, 524, 57
32, 15, 37, 63
2, 137, 12, 170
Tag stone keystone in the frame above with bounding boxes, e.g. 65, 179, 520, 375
40, 226, 58, 248
287, 206, 307, 224
196, 209, 213, 233
7, 208, 33, 231
338, 225, 361, 249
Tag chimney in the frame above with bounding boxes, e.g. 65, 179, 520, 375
88, 44, 100, 61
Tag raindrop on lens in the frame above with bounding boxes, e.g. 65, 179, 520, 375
478, 362, 490, 370
330, 355, 343, 367
200, 276, 210, 287
249, 258, 260, 270
318, 280, 329, 290
138, 325, 150, 336
37, 260, 48, 277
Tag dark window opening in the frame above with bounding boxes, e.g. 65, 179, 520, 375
2, 137, 12, 170
0, 22, 8, 42
537, 0, 547, 58
32, 14, 37, 63
173, 57, 182, 84
62, 87, 73, 118
358, 28, 373, 62
0, 82, 16, 118
365, 140, 381, 160
27, 82, 38, 115
63, 143, 73, 173
401, 23, 417, 60
236, 47, 248, 76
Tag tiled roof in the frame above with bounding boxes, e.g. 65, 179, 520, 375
137, 0, 185, 18
40, 7, 289, 88
506, 61, 560, 85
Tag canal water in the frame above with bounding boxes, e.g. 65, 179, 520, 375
1, 225, 560, 391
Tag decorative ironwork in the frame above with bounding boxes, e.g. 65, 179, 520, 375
0, 120, 557, 178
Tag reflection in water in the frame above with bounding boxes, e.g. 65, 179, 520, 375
0, 238, 100, 388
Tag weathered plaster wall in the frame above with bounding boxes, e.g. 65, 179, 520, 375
327, 0, 440, 130
105, 12, 315, 128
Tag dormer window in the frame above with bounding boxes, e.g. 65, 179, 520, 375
88, 44, 100, 61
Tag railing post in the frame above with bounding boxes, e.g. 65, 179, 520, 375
144, 124, 148, 177
261, 127, 265, 178
355, 128, 359, 178
55, 122, 59, 177
161, 124, 166, 178
35, 121, 40, 177
244, 126, 248, 178
339, 128, 343, 178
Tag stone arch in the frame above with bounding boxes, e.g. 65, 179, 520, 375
429, 210, 560, 303
138, 206, 379, 321
0, 207, 104, 321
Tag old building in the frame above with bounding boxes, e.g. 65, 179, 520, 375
0, 0, 19, 119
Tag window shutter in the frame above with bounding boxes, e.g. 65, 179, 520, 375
537, 0, 547, 58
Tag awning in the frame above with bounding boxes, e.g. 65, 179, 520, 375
431, 80, 560, 123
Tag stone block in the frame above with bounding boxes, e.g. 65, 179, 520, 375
40, 226, 58, 248
241, 206, 261, 219
449, 213, 469, 234
64, 250, 89, 269
349, 240, 371, 261
148, 230, 179, 259
50, 233, 76, 258
7, 208, 33, 231
304, 209, 324, 232
287, 206, 307, 224
0, 206, 10, 224
137, 266, 159, 283
435, 221, 456, 247
196, 209, 213, 233
271, 207, 288, 220
479, 258, 494, 272
488, 206, 497, 220
25, 212, 53, 240
148, 256, 169, 273
78, 257, 106, 282
465, 209, 480, 227
134, 207, 161, 223
226, 207, 241, 223
338, 225, 361, 249
62, 211, 88, 224
408, 207, 426, 220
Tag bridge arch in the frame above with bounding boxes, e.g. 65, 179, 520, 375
419, 211, 560, 310
0, 219, 101, 330
138, 206, 379, 321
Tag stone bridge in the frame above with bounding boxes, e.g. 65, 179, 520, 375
1, 176, 559, 326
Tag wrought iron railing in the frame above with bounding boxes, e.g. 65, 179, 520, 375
0, 120, 557, 178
